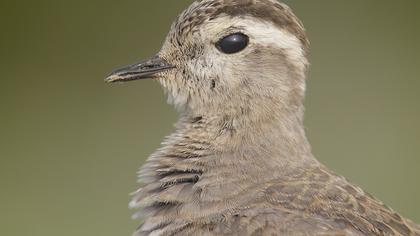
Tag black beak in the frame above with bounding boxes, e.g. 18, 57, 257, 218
105, 56, 174, 83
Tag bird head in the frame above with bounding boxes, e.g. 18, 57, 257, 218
106, 0, 309, 119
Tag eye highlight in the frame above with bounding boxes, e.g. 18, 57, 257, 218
216, 33, 249, 54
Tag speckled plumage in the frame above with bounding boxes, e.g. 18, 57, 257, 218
111, 0, 420, 235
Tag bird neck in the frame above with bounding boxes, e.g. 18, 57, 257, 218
198, 104, 317, 172
132, 104, 319, 232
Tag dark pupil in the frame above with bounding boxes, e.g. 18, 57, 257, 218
217, 33, 249, 54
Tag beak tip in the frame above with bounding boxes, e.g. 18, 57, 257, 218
104, 74, 119, 83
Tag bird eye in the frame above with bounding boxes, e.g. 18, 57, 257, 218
216, 33, 249, 54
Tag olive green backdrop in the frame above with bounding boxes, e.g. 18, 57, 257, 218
1, 0, 419, 235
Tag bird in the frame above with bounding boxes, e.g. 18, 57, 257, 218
106, 0, 420, 235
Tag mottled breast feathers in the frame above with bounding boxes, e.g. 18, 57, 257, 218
131, 116, 420, 236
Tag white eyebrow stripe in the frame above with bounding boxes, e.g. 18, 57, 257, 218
208, 16, 307, 72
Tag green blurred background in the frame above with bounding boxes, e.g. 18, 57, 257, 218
1, 0, 419, 235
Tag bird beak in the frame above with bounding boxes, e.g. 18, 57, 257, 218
105, 56, 174, 83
